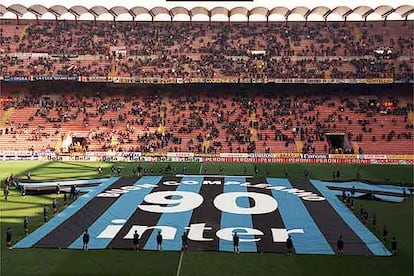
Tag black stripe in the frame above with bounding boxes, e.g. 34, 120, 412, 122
187, 176, 224, 251
289, 179, 371, 255
328, 186, 403, 197
248, 178, 287, 253
35, 177, 138, 248
107, 176, 181, 249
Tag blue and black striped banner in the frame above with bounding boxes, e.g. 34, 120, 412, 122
15, 176, 392, 255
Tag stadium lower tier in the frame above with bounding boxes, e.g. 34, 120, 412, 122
1, 82, 413, 155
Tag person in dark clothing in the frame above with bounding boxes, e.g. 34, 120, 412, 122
181, 230, 188, 251
73, 185, 78, 199
156, 230, 163, 251
83, 229, 90, 251
363, 210, 369, 224
336, 170, 340, 179
337, 235, 344, 255
137, 166, 142, 176
24, 217, 29, 236
52, 199, 58, 214
351, 186, 355, 198
233, 232, 240, 254
382, 225, 389, 242
286, 235, 294, 255
254, 164, 258, 175
6, 228, 12, 248
4, 185, 9, 201
70, 185, 75, 199
132, 166, 137, 176
64, 192, 67, 205
391, 237, 398, 256
372, 214, 377, 230
117, 167, 121, 176
360, 207, 365, 220
43, 206, 47, 222
133, 230, 140, 251
98, 166, 103, 176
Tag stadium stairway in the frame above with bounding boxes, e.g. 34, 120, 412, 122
0, 107, 14, 127
352, 141, 360, 153
295, 140, 303, 153
250, 128, 257, 142
110, 60, 119, 77
54, 136, 62, 152
409, 112, 414, 124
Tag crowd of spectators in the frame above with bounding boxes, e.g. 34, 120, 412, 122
1, 85, 412, 154
0, 20, 412, 81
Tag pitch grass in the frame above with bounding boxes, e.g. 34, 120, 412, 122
0, 161, 413, 276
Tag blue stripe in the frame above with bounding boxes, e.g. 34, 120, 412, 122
373, 194, 404, 203
68, 176, 162, 249
311, 180, 391, 256
325, 181, 406, 195
18, 178, 109, 187
266, 178, 334, 255
143, 176, 204, 251
14, 177, 120, 248
219, 177, 257, 252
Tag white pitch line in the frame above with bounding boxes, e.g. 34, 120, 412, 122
176, 251, 184, 276
199, 163, 203, 175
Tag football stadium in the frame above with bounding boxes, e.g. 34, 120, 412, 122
0, 0, 413, 275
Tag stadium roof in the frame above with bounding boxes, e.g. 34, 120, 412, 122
0, 0, 413, 21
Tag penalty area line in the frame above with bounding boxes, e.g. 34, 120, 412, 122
176, 251, 184, 276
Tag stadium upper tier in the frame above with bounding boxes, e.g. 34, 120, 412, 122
0, 83, 412, 155
0, 20, 413, 81
0, 4, 413, 22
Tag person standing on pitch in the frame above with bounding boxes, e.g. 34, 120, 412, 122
24, 217, 29, 236
286, 235, 294, 255
6, 228, 12, 248
233, 232, 240, 254
181, 230, 188, 251
337, 235, 344, 255
83, 229, 90, 251
43, 206, 47, 222
52, 198, 58, 214
156, 230, 163, 251
391, 237, 398, 256
133, 230, 140, 251
4, 184, 9, 201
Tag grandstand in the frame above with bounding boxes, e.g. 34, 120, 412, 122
0, 0, 413, 275
1, 1, 413, 156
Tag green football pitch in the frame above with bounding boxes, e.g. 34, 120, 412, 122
0, 161, 413, 276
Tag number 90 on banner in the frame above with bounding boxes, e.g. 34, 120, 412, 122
138, 191, 278, 214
